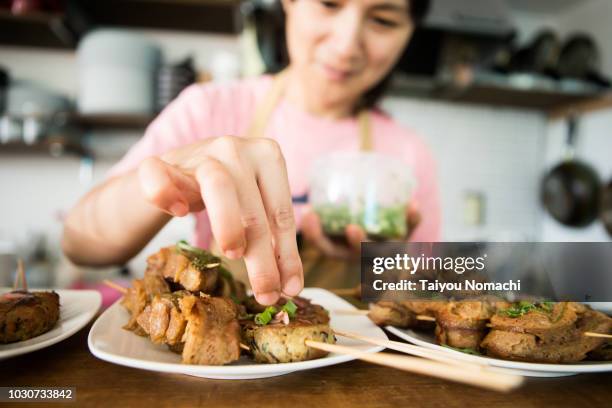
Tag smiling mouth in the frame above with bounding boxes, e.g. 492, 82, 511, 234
320, 64, 355, 81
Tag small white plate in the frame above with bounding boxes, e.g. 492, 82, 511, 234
0, 288, 102, 360
387, 326, 612, 378
88, 288, 386, 379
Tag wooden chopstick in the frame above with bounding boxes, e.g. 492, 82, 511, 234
305, 340, 524, 392
334, 329, 489, 369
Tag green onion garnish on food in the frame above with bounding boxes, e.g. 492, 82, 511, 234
442, 345, 482, 356
175, 240, 221, 271
281, 299, 298, 318
254, 306, 277, 326
499, 301, 555, 318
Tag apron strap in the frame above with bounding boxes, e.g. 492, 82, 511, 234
246, 69, 373, 152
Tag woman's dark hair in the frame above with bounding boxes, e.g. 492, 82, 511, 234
255, 0, 431, 111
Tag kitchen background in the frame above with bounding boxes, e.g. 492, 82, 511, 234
1, 0, 611, 288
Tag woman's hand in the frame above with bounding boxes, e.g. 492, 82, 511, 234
137, 136, 303, 305
300, 203, 422, 259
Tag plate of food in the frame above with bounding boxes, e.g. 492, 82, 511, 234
89, 242, 386, 379
0, 285, 102, 360
366, 299, 612, 377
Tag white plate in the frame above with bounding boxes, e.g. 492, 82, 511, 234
387, 325, 612, 378
88, 288, 386, 379
0, 288, 102, 360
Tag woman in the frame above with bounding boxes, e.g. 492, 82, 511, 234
62, 0, 440, 305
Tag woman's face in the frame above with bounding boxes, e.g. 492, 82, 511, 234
283, 0, 414, 109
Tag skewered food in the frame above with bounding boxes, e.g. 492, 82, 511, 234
146, 242, 220, 292
435, 300, 509, 350
482, 302, 612, 363
368, 301, 443, 329
365, 298, 611, 363
116, 242, 336, 366
0, 291, 60, 344
180, 294, 242, 365
241, 296, 335, 363
589, 343, 612, 361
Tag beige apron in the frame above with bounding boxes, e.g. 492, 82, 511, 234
214, 70, 372, 290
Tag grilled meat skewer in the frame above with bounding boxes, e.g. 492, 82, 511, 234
1, 291, 60, 344
482, 302, 612, 363
241, 296, 335, 363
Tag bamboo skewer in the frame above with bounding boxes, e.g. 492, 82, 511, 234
13, 259, 27, 291
305, 340, 524, 392
103, 279, 128, 294
584, 332, 612, 339
334, 309, 436, 322
339, 309, 610, 340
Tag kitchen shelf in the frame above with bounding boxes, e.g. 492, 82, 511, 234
71, 114, 154, 130
390, 73, 612, 117
0, 9, 76, 49
0, 0, 242, 49
79, 0, 242, 35
0, 139, 91, 158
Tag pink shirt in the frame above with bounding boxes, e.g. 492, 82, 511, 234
109, 75, 441, 247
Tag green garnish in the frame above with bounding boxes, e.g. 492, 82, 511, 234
314, 203, 407, 240
176, 240, 220, 271
218, 266, 234, 281
252, 300, 299, 325
499, 301, 555, 318
254, 306, 277, 326
281, 299, 298, 318
443, 345, 482, 356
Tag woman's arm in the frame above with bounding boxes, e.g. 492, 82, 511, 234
62, 169, 171, 266
61, 84, 303, 305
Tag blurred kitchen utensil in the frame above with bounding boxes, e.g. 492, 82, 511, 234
601, 179, 612, 237
558, 34, 599, 80
510, 30, 560, 77
156, 56, 196, 112
0, 240, 16, 287
77, 29, 162, 115
6, 80, 71, 117
558, 34, 610, 88
541, 117, 601, 227
0, 66, 8, 114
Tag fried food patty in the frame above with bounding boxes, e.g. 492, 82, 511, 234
242, 320, 335, 363
0, 291, 60, 344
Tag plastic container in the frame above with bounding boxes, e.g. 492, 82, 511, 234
77, 29, 162, 114
309, 152, 415, 241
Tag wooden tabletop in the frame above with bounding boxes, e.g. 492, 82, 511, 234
1, 322, 611, 408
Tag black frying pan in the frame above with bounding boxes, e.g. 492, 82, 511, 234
541, 117, 601, 227
601, 180, 612, 237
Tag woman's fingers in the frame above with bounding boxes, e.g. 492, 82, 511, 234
194, 158, 246, 259
209, 137, 282, 305
138, 157, 190, 216
345, 224, 367, 252
301, 210, 352, 259
246, 138, 303, 297
406, 202, 422, 238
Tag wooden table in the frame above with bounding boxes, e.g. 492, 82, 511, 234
1, 323, 611, 408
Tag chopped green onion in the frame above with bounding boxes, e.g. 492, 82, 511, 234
499, 301, 555, 318
254, 306, 277, 326
442, 345, 482, 356
281, 299, 298, 318
175, 240, 220, 271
